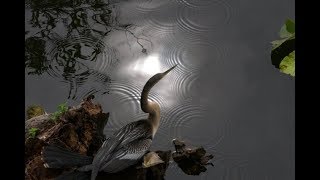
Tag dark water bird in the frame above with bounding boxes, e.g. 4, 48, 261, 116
42, 65, 177, 180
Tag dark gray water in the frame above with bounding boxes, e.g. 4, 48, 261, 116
25, 0, 295, 179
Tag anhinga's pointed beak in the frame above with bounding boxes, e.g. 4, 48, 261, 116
162, 64, 177, 76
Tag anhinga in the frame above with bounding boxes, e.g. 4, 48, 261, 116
42, 65, 176, 180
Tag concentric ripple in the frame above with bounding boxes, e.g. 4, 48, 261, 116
176, 0, 219, 8
161, 39, 225, 78
109, 80, 142, 117
177, 1, 232, 35
143, 14, 176, 35
168, 69, 199, 101
131, 0, 180, 37
45, 35, 117, 99
158, 39, 226, 101
205, 117, 233, 150
160, 99, 207, 142
158, 98, 232, 151
135, 0, 170, 12
171, 29, 209, 45
79, 88, 100, 99
93, 45, 119, 73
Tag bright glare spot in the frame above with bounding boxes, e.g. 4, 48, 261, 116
133, 54, 161, 75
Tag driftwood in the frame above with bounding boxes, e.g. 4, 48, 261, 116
25, 95, 213, 180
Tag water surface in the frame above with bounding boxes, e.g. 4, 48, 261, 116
25, 0, 295, 179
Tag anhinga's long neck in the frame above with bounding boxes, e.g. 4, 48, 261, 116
140, 65, 176, 135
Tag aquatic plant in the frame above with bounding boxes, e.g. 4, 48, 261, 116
50, 102, 68, 121
271, 19, 295, 77
28, 127, 39, 138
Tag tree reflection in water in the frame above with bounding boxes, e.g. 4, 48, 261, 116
25, 0, 149, 99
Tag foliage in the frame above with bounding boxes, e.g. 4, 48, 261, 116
50, 102, 68, 121
271, 19, 295, 77
279, 51, 295, 76
279, 19, 295, 38
28, 128, 39, 138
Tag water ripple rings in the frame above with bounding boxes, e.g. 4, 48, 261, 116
135, 0, 170, 12
47, 36, 115, 80
161, 99, 206, 140
177, 1, 232, 34
168, 71, 199, 101
162, 40, 224, 74
176, 0, 219, 8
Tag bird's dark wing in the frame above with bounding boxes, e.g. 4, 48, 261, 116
99, 119, 152, 148
117, 120, 153, 147
100, 138, 152, 173
90, 120, 152, 179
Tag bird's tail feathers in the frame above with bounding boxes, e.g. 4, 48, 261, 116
42, 145, 93, 169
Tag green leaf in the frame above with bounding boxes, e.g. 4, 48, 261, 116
279, 51, 295, 76
285, 19, 295, 34
271, 38, 288, 50
271, 19, 295, 77
28, 127, 39, 138
50, 102, 68, 121
279, 19, 295, 38
57, 102, 68, 113
50, 111, 61, 121
271, 35, 295, 50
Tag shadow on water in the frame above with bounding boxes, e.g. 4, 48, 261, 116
25, 0, 147, 99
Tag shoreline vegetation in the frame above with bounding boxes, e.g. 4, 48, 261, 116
25, 95, 214, 180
